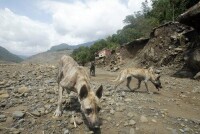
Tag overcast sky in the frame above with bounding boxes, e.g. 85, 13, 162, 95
0, 0, 146, 56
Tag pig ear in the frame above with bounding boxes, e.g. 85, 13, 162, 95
79, 85, 88, 100
96, 85, 103, 99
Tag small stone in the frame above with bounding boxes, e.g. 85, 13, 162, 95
127, 112, 134, 118
31, 110, 41, 117
0, 101, 6, 107
183, 127, 190, 132
110, 109, 115, 114
179, 129, 184, 133
49, 98, 56, 103
13, 111, 25, 119
140, 115, 148, 123
36, 75, 43, 80
124, 122, 128, 126
124, 98, 131, 102
121, 91, 125, 97
129, 120, 136, 125
18, 86, 29, 94
180, 94, 187, 98
75, 116, 83, 125
38, 107, 45, 114
44, 104, 51, 109
0, 114, 7, 122
106, 85, 111, 88
152, 119, 157, 123
104, 91, 110, 96
129, 128, 135, 134
70, 117, 74, 124
0, 114, 6, 118
116, 106, 125, 112
88, 131, 94, 134
17, 119, 25, 124
63, 128, 69, 134
0, 80, 7, 85
106, 116, 112, 121
116, 123, 120, 127
192, 87, 200, 93
0, 90, 9, 98
45, 79, 55, 84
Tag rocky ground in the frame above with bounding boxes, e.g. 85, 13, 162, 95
0, 63, 200, 134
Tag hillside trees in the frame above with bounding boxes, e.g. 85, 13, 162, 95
149, 0, 199, 23
71, 39, 118, 64
71, 0, 199, 65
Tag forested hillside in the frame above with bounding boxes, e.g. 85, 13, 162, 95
72, 0, 199, 64
0, 46, 23, 63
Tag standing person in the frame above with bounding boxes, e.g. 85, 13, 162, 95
90, 61, 95, 76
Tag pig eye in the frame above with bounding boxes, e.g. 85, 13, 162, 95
86, 108, 92, 115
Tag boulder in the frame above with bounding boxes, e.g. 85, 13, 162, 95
12, 111, 25, 119
188, 49, 200, 72
193, 71, 200, 79
178, 1, 200, 32
173, 70, 194, 78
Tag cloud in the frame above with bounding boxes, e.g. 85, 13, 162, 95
0, 8, 52, 55
41, 0, 130, 41
0, 0, 144, 56
128, 0, 144, 13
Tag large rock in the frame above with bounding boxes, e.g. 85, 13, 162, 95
173, 70, 194, 78
12, 111, 25, 119
178, 1, 200, 32
188, 49, 200, 72
194, 71, 200, 79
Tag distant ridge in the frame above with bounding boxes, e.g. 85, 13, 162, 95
23, 50, 72, 64
23, 41, 97, 64
48, 41, 96, 52
48, 43, 72, 52
18, 55, 28, 60
0, 46, 23, 63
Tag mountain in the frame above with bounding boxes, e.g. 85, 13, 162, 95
0, 46, 23, 63
23, 50, 73, 64
48, 43, 73, 52
18, 55, 28, 60
49, 41, 96, 52
23, 41, 96, 64
76, 41, 97, 48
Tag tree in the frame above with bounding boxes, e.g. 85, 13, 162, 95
142, 0, 151, 16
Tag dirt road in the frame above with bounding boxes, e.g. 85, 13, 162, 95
0, 64, 199, 134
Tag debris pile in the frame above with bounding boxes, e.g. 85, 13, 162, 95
134, 22, 200, 77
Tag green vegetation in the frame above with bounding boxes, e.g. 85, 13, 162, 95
0, 46, 23, 63
72, 39, 118, 65
72, 0, 199, 65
